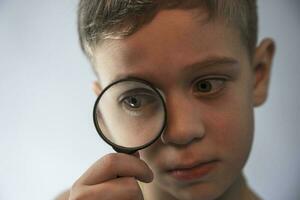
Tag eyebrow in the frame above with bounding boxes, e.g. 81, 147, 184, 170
182, 56, 239, 73
109, 56, 239, 85
110, 74, 143, 84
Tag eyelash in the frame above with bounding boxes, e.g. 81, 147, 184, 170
192, 76, 228, 97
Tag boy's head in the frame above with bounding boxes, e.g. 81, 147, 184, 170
78, 1, 275, 199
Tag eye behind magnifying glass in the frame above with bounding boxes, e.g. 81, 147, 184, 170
118, 88, 160, 117
123, 96, 142, 108
93, 78, 167, 154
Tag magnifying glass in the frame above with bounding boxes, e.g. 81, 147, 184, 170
93, 78, 167, 154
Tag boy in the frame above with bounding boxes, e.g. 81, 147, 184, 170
57, 0, 275, 199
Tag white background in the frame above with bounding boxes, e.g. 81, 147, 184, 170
0, 1, 299, 199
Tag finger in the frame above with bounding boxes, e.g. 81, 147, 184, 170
71, 177, 144, 200
77, 153, 153, 185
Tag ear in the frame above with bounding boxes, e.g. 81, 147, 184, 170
92, 81, 102, 96
252, 38, 276, 107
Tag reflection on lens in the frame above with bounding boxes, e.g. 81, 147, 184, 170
94, 79, 166, 150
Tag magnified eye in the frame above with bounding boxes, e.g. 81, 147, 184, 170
123, 96, 142, 109
119, 89, 159, 116
194, 78, 227, 96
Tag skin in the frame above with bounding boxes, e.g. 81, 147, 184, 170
58, 8, 275, 200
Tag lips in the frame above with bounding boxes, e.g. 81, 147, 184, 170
166, 160, 218, 181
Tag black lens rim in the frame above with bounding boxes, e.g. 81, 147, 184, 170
93, 77, 167, 154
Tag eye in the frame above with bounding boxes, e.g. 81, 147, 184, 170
119, 90, 159, 117
123, 96, 142, 109
193, 78, 227, 96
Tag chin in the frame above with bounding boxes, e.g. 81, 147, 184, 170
165, 180, 226, 200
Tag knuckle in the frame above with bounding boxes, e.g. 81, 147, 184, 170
100, 153, 118, 168
71, 179, 80, 189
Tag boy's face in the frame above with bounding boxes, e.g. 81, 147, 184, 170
92, 9, 273, 200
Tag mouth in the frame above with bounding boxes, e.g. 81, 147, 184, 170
166, 160, 218, 182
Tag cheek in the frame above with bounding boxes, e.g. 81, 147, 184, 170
206, 91, 254, 167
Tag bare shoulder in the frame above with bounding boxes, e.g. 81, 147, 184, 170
54, 190, 70, 200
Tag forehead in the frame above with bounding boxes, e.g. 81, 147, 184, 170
93, 9, 248, 88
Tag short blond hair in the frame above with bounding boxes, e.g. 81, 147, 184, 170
78, 0, 257, 58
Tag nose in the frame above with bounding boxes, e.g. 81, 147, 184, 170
161, 91, 206, 146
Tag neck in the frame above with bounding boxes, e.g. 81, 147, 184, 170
140, 173, 261, 200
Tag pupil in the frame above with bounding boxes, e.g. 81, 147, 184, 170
198, 81, 211, 92
129, 97, 140, 108
130, 97, 137, 105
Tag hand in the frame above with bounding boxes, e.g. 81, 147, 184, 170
69, 152, 153, 200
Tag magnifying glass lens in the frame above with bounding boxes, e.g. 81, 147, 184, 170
94, 80, 166, 150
